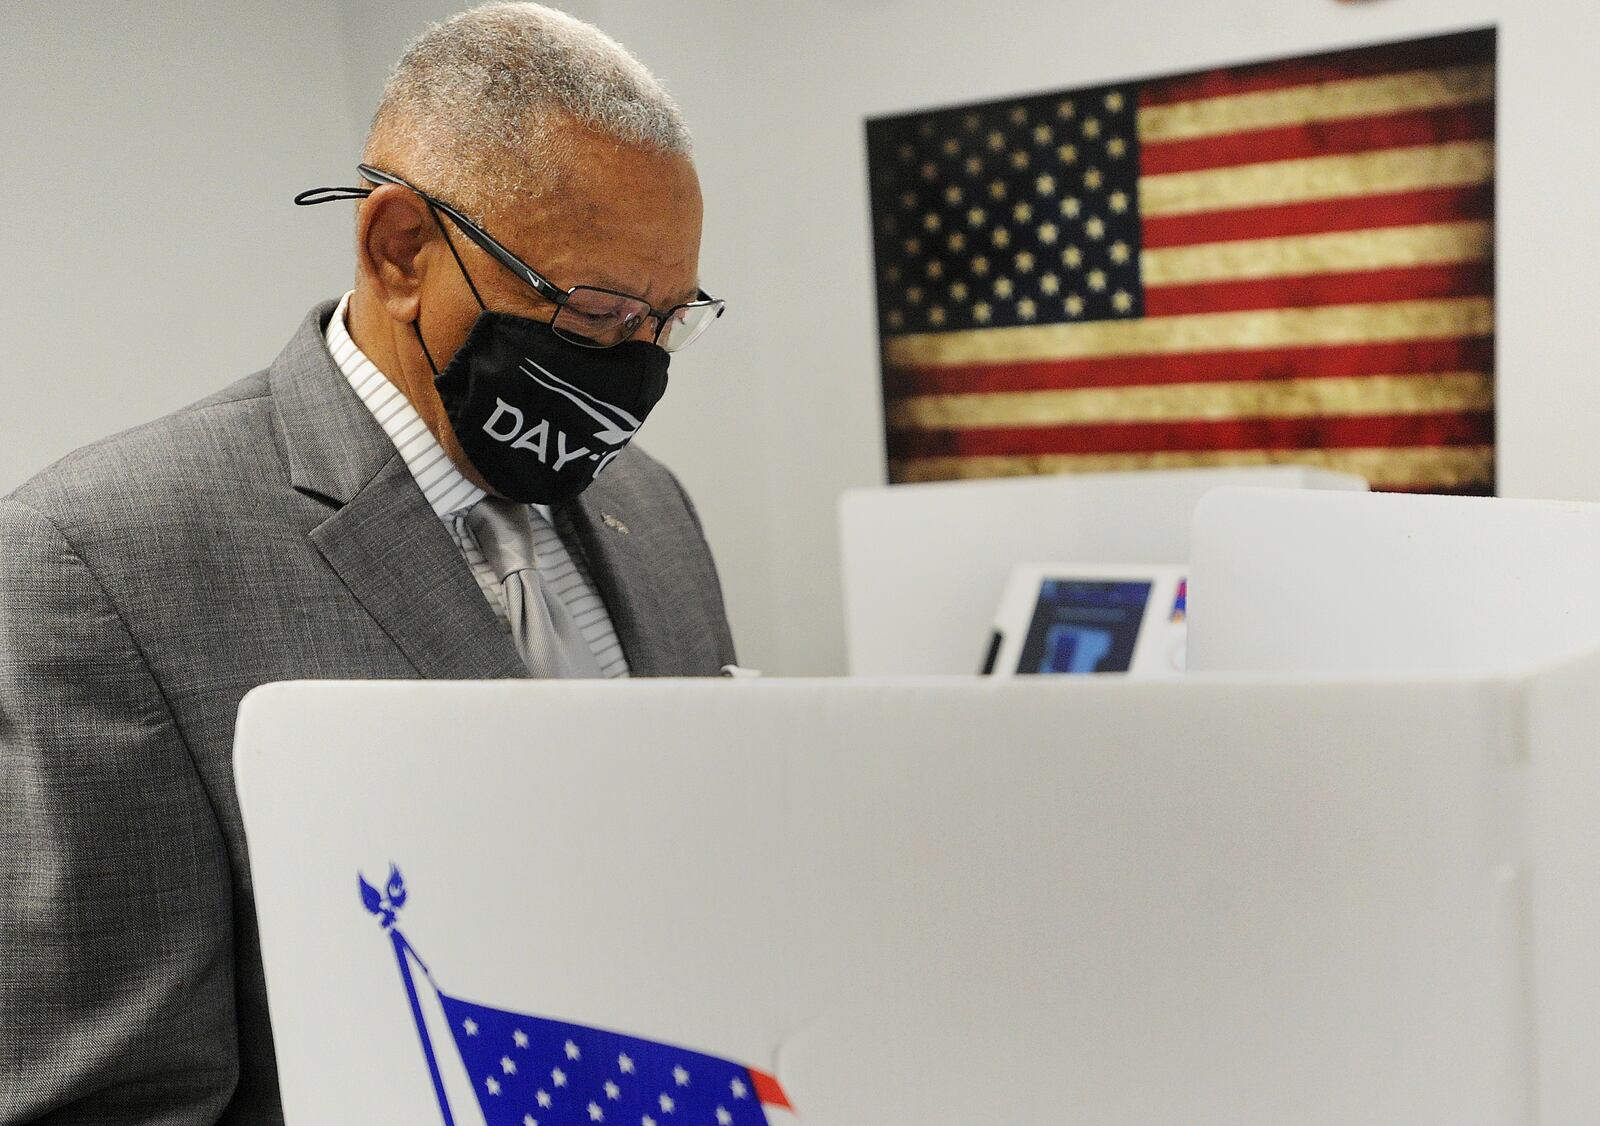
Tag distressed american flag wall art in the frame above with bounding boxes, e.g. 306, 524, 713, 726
866, 28, 1496, 494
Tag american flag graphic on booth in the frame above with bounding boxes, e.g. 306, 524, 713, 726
867, 28, 1495, 494
360, 867, 794, 1126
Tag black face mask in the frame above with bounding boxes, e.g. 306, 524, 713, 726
417, 310, 670, 506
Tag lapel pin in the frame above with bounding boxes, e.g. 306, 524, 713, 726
602, 513, 630, 535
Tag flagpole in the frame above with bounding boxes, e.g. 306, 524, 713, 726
390, 928, 457, 1126
363, 868, 456, 1126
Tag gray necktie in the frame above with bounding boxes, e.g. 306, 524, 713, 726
465, 497, 604, 679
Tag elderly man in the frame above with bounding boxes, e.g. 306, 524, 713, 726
0, 5, 733, 1121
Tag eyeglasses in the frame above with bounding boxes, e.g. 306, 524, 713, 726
296, 165, 725, 352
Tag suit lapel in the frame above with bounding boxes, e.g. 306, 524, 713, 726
270, 302, 525, 681
309, 454, 525, 679
565, 472, 678, 677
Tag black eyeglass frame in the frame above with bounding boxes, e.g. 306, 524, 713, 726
345, 163, 724, 351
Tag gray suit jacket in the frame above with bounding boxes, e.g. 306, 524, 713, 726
0, 302, 736, 1123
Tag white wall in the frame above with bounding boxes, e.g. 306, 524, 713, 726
7, 1, 1600, 676
0, 2, 362, 493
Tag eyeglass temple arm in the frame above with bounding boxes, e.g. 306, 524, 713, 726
355, 164, 570, 307
442, 216, 569, 307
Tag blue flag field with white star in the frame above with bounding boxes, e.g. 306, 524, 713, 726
440, 992, 769, 1126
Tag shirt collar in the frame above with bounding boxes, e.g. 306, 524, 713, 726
324, 291, 486, 520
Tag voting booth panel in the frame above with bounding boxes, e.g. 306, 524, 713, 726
839, 467, 1364, 677
1525, 649, 1600, 1124
1187, 488, 1600, 675
237, 677, 1558, 1125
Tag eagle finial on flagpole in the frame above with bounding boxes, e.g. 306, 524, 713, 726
359, 863, 407, 931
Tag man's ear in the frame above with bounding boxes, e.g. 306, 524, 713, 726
356, 184, 436, 325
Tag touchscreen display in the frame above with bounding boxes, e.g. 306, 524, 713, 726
1016, 579, 1152, 674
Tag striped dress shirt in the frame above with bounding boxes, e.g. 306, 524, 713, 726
324, 292, 629, 677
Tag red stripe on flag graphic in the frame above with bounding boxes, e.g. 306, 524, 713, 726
886, 410, 1495, 458
1140, 184, 1494, 248
882, 336, 1492, 397
750, 1068, 792, 1109
1137, 31, 1493, 107
1143, 261, 1493, 317
1139, 102, 1493, 176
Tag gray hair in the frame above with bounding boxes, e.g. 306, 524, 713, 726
364, 2, 692, 218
